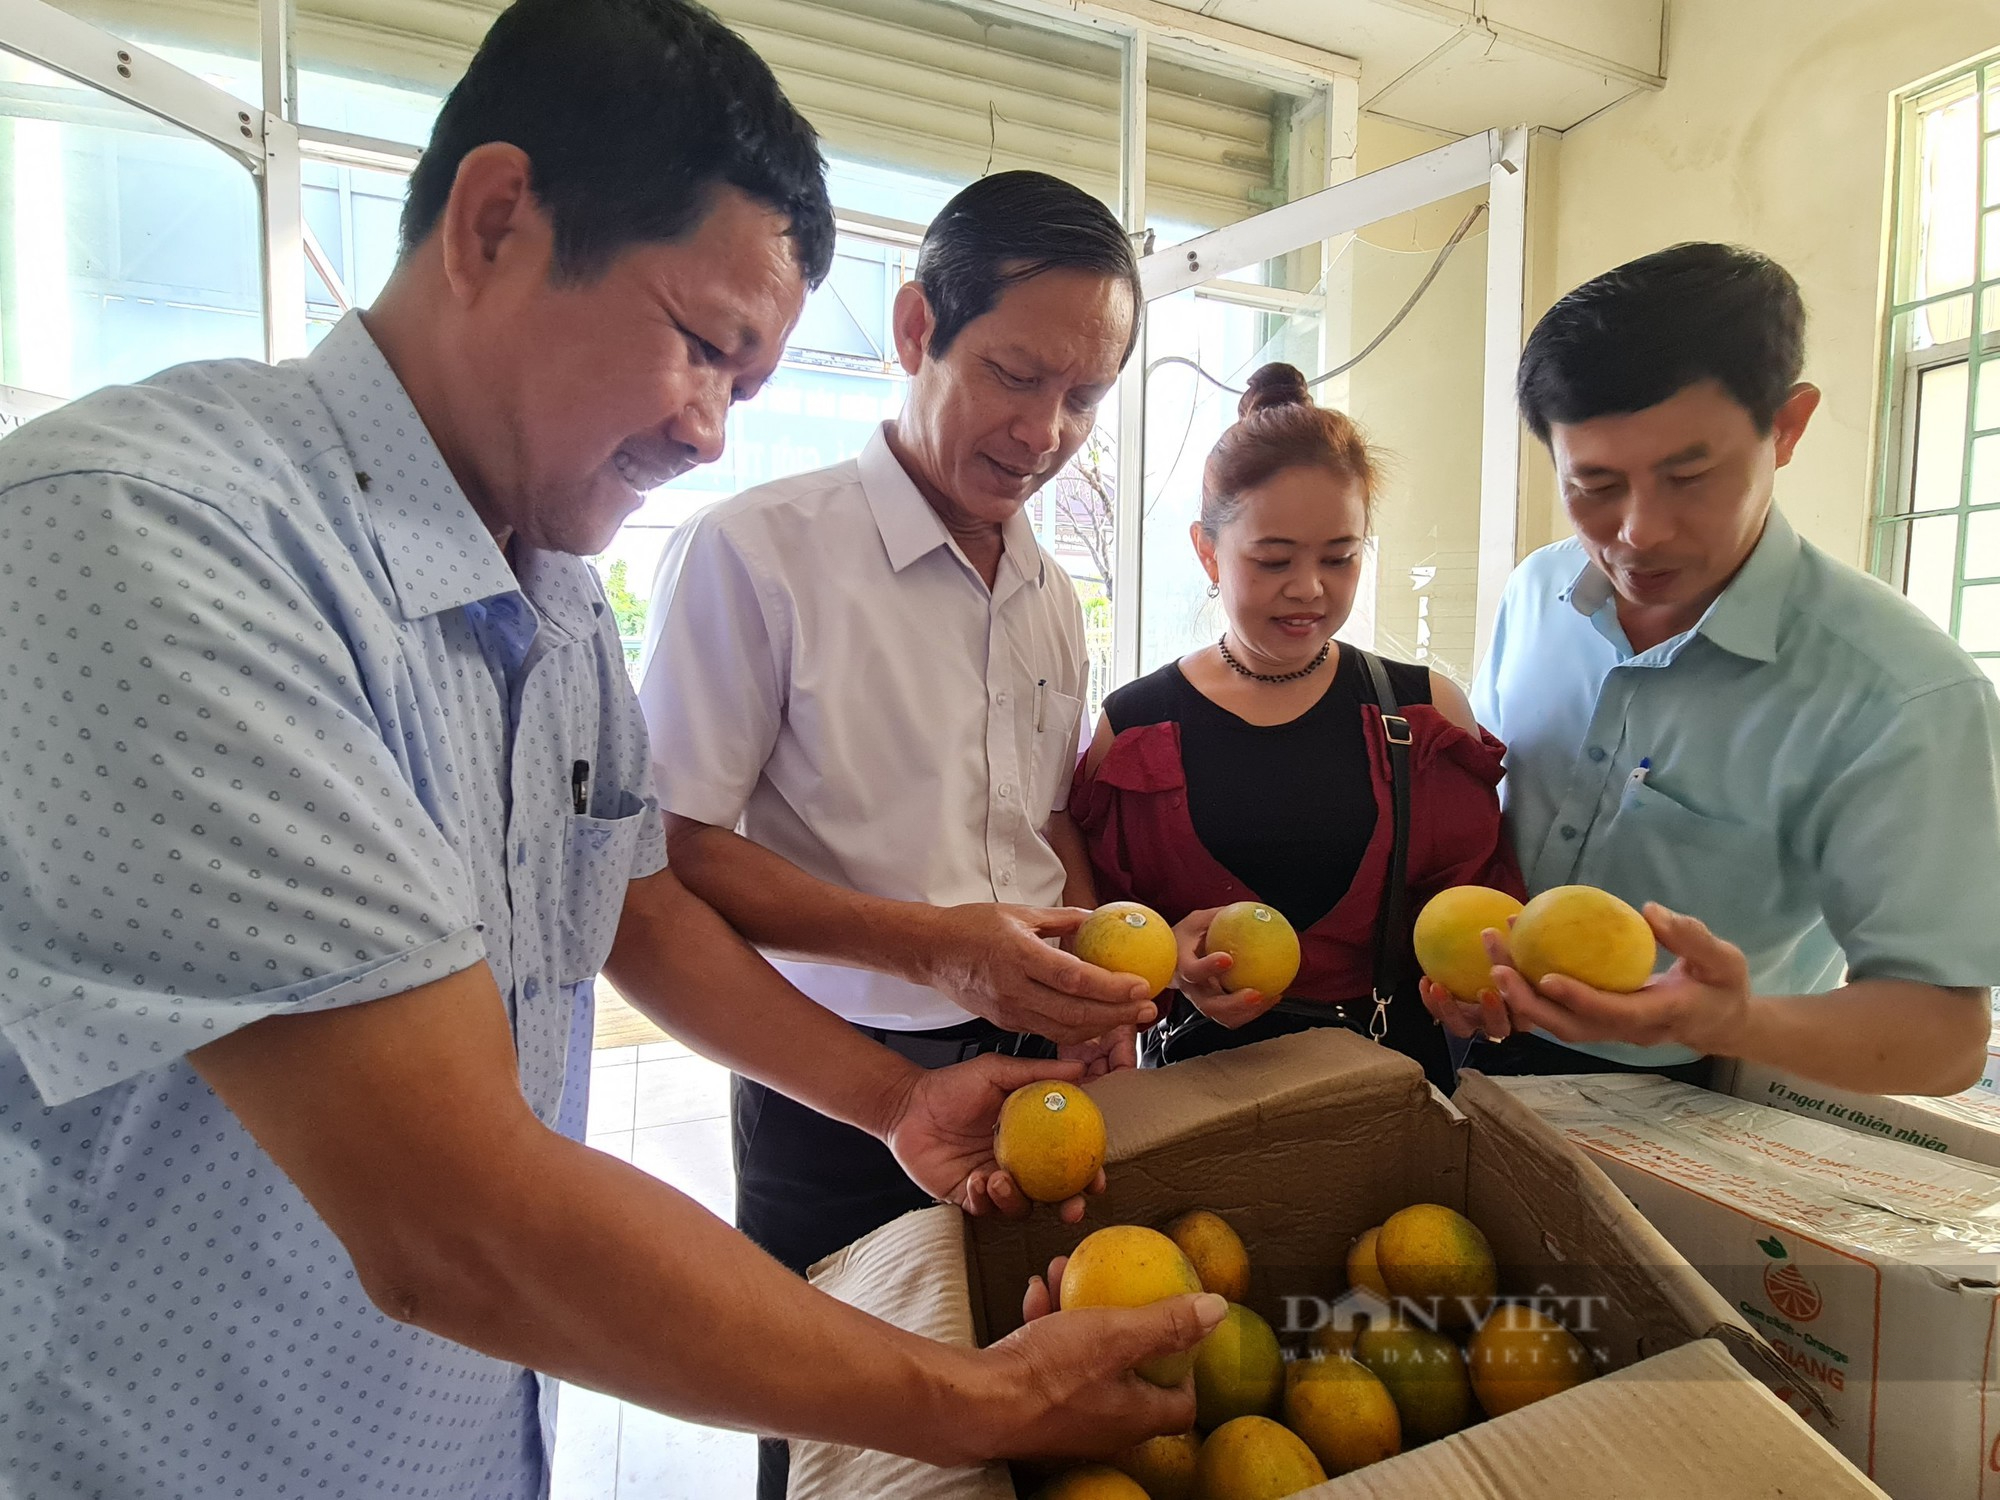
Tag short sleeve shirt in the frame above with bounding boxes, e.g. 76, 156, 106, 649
0, 312, 664, 1498
637, 424, 1088, 1031
1474, 508, 2000, 1068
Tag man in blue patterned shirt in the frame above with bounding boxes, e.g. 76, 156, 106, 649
0, 2, 1219, 1496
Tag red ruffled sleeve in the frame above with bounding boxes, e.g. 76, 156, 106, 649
1070, 705, 1523, 1004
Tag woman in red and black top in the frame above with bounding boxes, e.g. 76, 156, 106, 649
1070, 363, 1523, 1089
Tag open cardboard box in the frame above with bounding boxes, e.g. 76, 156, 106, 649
791, 1031, 1876, 1499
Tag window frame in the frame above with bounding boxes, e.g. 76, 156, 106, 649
1874, 51, 2000, 677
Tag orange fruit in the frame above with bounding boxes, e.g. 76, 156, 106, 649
1075, 901, 1179, 999
1060, 1225, 1206, 1386
1345, 1225, 1389, 1301
1109, 1431, 1200, 1500
1165, 1210, 1251, 1302
1413, 886, 1524, 1001
1467, 1302, 1594, 1417
994, 1080, 1106, 1203
1034, 1464, 1151, 1499
1373, 1204, 1496, 1330
1283, 1354, 1401, 1475
1204, 902, 1301, 998
1507, 885, 1655, 993
1192, 1416, 1325, 1498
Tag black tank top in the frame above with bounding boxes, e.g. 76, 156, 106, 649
1103, 645, 1432, 932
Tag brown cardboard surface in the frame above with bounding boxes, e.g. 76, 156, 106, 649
1456, 1072, 1808, 1409
1308, 1338, 1888, 1499
792, 1035, 1874, 1500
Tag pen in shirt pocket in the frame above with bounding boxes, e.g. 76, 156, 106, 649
1035, 678, 1047, 732
1627, 756, 1652, 789
572, 759, 591, 815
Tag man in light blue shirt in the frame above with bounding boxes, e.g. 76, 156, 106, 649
0, 3, 1216, 1496
1433, 243, 1999, 1093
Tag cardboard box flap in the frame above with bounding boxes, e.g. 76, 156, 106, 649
1453, 1073, 1768, 1353
798, 1206, 1008, 1500
1083, 1027, 1432, 1161
967, 1031, 1465, 1348
1304, 1338, 1888, 1499
1499, 1074, 2000, 1268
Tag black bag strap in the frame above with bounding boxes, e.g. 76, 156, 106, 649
1356, 647, 1414, 1042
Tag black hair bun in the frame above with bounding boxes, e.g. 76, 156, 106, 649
1238, 361, 1312, 418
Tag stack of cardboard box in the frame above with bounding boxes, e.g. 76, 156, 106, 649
1498, 1072, 2000, 1498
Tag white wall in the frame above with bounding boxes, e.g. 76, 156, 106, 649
1547, 0, 2000, 565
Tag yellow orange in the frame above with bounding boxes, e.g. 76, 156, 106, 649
1109, 1431, 1200, 1500
1345, 1225, 1389, 1301
1282, 1354, 1401, 1475
1507, 885, 1656, 993
1373, 1204, 1496, 1330
1191, 1416, 1326, 1500
1076, 901, 1180, 999
1204, 902, 1301, 999
1412, 886, 1525, 1001
994, 1080, 1106, 1203
1035, 1464, 1152, 1500
1165, 1210, 1251, 1303
1467, 1302, 1595, 1418
1192, 1304, 1284, 1431
1060, 1225, 1206, 1386
1352, 1325, 1474, 1445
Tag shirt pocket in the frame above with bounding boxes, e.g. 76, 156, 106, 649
1030, 687, 1086, 817
1607, 778, 1787, 958
559, 790, 647, 984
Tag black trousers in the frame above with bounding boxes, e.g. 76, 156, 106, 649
733, 1017, 1052, 1500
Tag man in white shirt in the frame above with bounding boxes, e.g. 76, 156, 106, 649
640, 172, 1150, 1490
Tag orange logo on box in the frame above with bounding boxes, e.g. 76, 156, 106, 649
1763, 1261, 1823, 1322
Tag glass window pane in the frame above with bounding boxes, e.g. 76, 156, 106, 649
1901, 81, 1978, 305
0, 54, 263, 400
1139, 288, 1279, 669
1139, 203, 1490, 686
1985, 208, 2000, 282
303, 161, 409, 349
1968, 509, 2000, 583
299, 0, 1128, 221
1037, 398, 1119, 716
1979, 353, 2000, 435
1975, 434, 2000, 508
1147, 48, 1326, 252
1962, 581, 2000, 652
1902, 296, 1972, 356
295, 1, 468, 146
1895, 515, 1960, 631
1911, 360, 1968, 513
